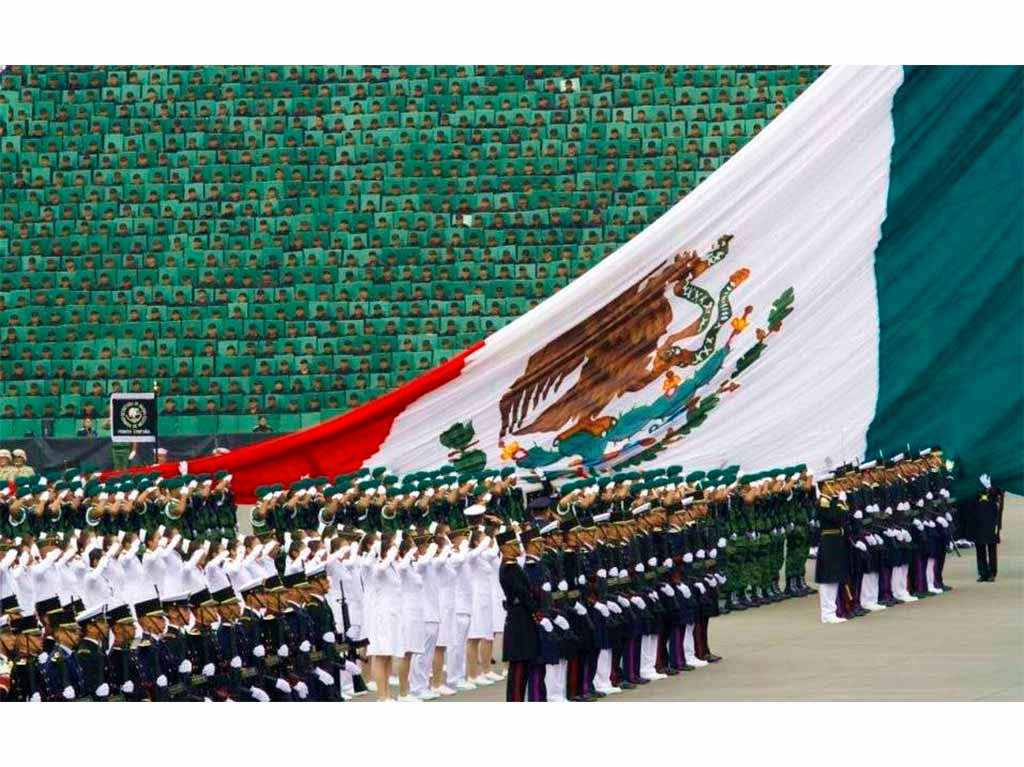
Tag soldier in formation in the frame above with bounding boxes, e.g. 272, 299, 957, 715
813, 448, 959, 623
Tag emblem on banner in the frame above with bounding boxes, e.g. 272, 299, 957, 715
493, 234, 795, 473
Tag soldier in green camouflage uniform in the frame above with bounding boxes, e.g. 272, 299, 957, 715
783, 470, 815, 597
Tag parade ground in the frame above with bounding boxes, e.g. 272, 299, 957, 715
420, 494, 1023, 702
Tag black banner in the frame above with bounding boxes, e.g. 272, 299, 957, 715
110, 393, 158, 443
0, 433, 277, 476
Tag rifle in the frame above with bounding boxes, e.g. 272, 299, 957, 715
333, 569, 357, 661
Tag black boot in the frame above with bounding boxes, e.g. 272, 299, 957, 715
797, 576, 814, 596
730, 591, 747, 611
783, 576, 798, 598
769, 581, 783, 602
719, 595, 731, 614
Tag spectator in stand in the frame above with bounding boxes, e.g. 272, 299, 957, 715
10, 448, 34, 478
253, 415, 272, 433
77, 416, 98, 437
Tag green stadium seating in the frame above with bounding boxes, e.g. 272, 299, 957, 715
0, 65, 825, 435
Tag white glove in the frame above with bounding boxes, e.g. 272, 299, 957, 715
322, 631, 336, 643
95, 683, 110, 698
230, 656, 242, 669
683, 553, 693, 563
980, 474, 991, 489
916, 500, 925, 508
29, 692, 42, 702
178, 659, 192, 674
541, 581, 552, 592
346, 626, 359, 640
557, 580, 568, 591
315, 668, 335, 685
344, 660, 361, 674
607, 601, 622, 614
253, 645, 266, 658
121, 681, 135, 694
647, 557, 657, 567
278, 644, 290, 658
945, 512, 953, 522
717, 537, 727, 548
275, 678, 292, 694
251, 687, 271, 702
37, 652, 49, 665
63, 685, 76, 700
635, 563, 644, 573
853, 511, 863, 519
709, 548, 717, 559
294, 681, 309, 699
553, 615, 570, 630
679, 584, 692, 598
299, 640, 311, 653
696, 549, 705, 559
573, 602, 587, 616
596, 569, 607, 579
715, 573, 726, 585
694, 583, 706, 594
663, 558, 673, 568
577, 574, 586, 585
609, 567, 620, 578
594, 603, 610, 617
630, 596, 646, 609
156, 674, 168, 688
939, 489, 950, 499
925, 492, 934, 500
616, 596, 630, 608
660, 584, 675, 597
540, 618, 554, 632
855, 541, 868, 552
838, 491, 847, 502
913, 519, 924, 530
202, 663, 215, 677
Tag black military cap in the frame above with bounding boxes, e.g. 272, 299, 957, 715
558, 519, 575, 533
35, 595, 62, 617
520, 528, 540, 545
189, 588, 213, 608
263, 575, 285, 592
1, 594, 18, 613
282, 572, 306, 589
134, 597, 163, 617
211, 586, 235, 604
51, 607, 78, 628
496, 530, 518, 546
12, 614, 40, 634
106, 603, 133, 623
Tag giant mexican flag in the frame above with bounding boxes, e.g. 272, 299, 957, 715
119, 65, 1024, 501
